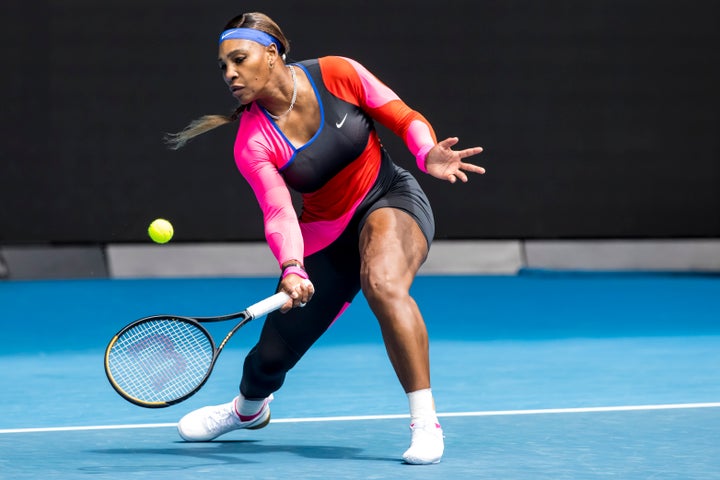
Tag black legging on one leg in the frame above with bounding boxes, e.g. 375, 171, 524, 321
240, 232, 363, 399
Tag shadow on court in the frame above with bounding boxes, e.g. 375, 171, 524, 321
88, 439, 395, 463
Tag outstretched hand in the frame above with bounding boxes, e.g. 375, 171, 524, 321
425, 137, 485, 183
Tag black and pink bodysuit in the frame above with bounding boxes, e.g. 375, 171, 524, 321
236, 57, 437, 398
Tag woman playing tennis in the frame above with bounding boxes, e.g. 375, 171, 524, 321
167, 12, 485, 465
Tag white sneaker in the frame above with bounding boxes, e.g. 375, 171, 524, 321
402, 420, 444, 465
177, 394, 273, 442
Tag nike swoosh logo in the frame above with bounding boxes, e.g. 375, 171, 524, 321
336, 113, 348, 128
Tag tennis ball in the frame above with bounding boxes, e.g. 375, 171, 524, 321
148, 218, 174, 244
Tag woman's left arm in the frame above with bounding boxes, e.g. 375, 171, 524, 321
343, 57, 485, 182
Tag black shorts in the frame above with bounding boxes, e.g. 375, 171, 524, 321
359, 152, 435, 249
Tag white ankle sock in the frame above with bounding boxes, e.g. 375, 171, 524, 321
407, 388, 439, 424
235, 394, 266, 417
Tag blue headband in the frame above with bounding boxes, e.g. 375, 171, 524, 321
218, 28, 283, 52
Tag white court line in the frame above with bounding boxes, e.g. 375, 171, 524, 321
1, 402, 719, 435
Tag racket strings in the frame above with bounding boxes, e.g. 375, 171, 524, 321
107, 319, 213, 404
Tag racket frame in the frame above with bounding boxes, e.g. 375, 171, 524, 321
104, 292, 289, 408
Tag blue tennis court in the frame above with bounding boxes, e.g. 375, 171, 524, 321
1, 273, 719, 479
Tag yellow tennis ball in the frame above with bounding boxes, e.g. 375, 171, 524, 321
148, 218, 174, 244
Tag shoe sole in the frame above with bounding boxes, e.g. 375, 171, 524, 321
247, 411, 271, 430
403, 458, 441, 465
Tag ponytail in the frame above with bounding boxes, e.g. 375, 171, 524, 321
164, 105, 247, 150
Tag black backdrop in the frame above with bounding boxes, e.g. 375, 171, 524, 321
1, 0, 718, 243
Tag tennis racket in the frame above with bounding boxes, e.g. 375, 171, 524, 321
104, 291, 289, 408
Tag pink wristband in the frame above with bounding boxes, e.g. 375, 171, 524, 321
415, 144, 433, 173
282, 266, 309, 280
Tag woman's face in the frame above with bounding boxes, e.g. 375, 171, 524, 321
218, 39, 273, 105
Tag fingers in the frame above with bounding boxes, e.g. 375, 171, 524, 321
445, 162, 485, 183
427, 139, 487, 184
280, 299, 293, 313
438, 136, 460, 149
458, 146, 483, 158
438, 138, 483, 158
460, 162, 486, 175
280, 277, 315, 312
296, 279, 314, 307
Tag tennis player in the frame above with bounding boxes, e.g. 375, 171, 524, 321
166, 12, 485, 464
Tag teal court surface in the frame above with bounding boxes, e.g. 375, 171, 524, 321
1, 273, 719, 479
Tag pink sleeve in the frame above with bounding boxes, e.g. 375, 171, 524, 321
341, 57, 437, 173
234, 137, 304, 268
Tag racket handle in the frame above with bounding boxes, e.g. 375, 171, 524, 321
246, 292, 291, 319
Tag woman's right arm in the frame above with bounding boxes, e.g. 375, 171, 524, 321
236, 144, 314, 309
235, 143, 305, 271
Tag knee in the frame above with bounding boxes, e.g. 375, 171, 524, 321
241, 320, 303, 396
361, 265, 408, 306
248, 336, 300, 377
241, 343, 298, 398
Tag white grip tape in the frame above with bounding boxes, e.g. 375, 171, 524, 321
246, 292, 290, 319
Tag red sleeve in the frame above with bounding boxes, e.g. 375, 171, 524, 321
319, 56, 437, 172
